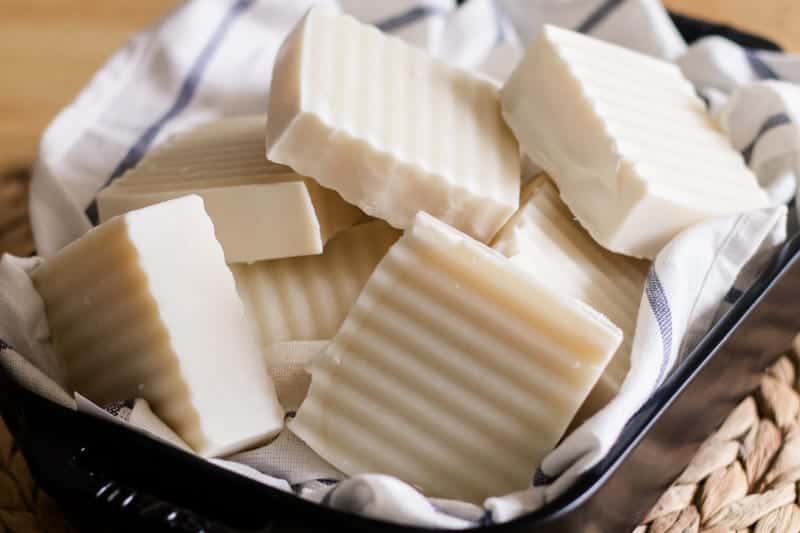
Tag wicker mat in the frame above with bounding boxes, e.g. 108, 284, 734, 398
1, 169, 800, 533
634, 345, 800, 533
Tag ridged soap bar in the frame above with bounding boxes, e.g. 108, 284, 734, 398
98, 115, 365, 263
231, 221, 400, 347
492, 175, 649, 418
32, 196, 284, 457
290, 212, 622, 502
500, 25, 769, 259
266, 6, 521, 244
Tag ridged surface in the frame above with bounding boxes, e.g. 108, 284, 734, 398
501, 25, 769, 259
552, 29, 758, 205
231, 221, 400, 347
290, 213, 622, 503
97, 115, 365, 261
493, 175, 649, 417
31, 197, 283, 456
266, 7, 520, 243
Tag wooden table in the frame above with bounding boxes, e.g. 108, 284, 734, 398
0, 1, 798, 531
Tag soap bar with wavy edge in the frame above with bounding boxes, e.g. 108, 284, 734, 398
492, 174, 649, 422
290, 212, 622, 502
98, 115, 365, 263
32, 196, 284, 457
266, 6, 520, 244
500, 25, 768, 259
231, 220, 400, 348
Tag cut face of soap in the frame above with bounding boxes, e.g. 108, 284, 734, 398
32, 196, 284, 457
97, 115, 365, 263
231, 221, 400, 347
289, 212, 622, 502
500, 25, 769, 259
492, 175, 649, 419
266, 6, 521, 244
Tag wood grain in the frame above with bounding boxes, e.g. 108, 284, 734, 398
0, 0, 174, 193
664, 0, 800, 51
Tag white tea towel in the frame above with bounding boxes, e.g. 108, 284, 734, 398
0, 0, 797, 528
717, 81, 800, 206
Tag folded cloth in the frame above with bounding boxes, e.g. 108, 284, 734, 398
0, 0, 795, 527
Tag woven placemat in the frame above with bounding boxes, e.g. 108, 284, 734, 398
0, 169, 798, 533
635, 341, 800, 533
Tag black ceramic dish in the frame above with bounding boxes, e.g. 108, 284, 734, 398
0, 13, 789, 533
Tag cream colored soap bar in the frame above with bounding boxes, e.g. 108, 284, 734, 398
98, 115, 365, 263
266, 6, 520, 243
493, 175, 649, 419
500, 25, 769, 259
231, 221, 400, 347
290, 212, 622, 502
32, 196, 284, 457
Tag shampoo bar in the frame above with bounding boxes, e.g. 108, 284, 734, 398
266, 6, 521, 243
98, 115, 365, 263
501, 25, 768, 259
231, 221, 400, 347
290, 212, 622, 502
493, 175, 649, 418
32, 196, 284, 457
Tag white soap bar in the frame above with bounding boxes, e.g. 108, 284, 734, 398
493, 175, 649, 419
231, 221, 400, 347
290, 212, 622, 502
98, 115, 365, 263
500, 25, 769, 259
32, 196, 284, 457
266, 6, 521, 243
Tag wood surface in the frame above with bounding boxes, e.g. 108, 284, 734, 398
0, 1, 798, 531
665, 0, 800, 51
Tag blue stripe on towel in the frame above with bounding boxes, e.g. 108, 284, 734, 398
741, 112, 792, 164
576, 0, 625, 34
646, 269, 673, 387
85, 0, 255, 224
376, 5, 447, 33
492, 2, 507, 46
745, 49, 780, 80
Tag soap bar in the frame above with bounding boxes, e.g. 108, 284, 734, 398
289, 212, 622, 502
266, 6, 521, 243
231, 221, 400, 347
500, 25, 769, 259
32, 196, 284, 457
98, 115, 365, 263
492, 175, 649, 418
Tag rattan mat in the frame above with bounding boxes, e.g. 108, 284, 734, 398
1, 170, 798, 533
